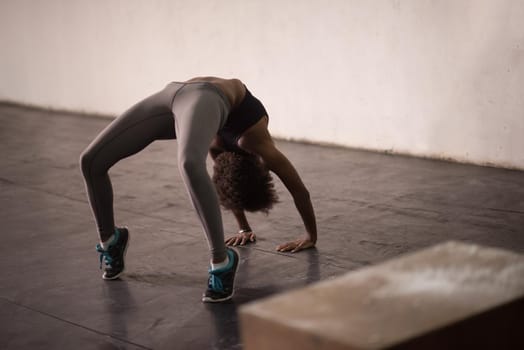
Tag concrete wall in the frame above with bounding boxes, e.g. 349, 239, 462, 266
1, 0, 523, 169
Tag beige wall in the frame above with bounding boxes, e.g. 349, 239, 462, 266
1, 0, 523, 169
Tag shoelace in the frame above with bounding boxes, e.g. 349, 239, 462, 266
96, 244, 113, 269
95, 229, 121, 269
208, 271, 224, 292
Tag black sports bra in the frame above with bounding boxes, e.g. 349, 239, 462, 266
217, 86, 268, 151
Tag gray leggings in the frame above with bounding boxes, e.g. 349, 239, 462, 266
80, 82, 230, 262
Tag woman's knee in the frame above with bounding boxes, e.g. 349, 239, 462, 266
80, 146, 107, 178
79, 147, 94, 177
178, 153, 206, 178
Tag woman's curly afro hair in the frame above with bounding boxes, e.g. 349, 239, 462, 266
212, 152, 278, 213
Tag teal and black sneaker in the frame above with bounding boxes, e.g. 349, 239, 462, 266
202, 248, 239, 303
95, 227, 130, 280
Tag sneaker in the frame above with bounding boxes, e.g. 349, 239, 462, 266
95, 227, 130, 280
202, 248, 239, 303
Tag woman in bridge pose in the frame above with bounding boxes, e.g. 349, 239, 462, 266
80, 76, 317, 302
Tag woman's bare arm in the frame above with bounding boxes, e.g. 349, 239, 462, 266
238, 118, 318, 252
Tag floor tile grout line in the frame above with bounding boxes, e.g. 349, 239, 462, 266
0, 296, 153, 350
370, 199, 524, 216
485, 207, 524, 215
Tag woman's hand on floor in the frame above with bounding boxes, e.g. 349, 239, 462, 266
276, 237, 315, 253
225, 231, 257, 246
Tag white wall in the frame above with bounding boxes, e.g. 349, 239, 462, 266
1, 0, 523, 169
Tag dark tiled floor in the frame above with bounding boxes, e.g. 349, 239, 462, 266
1, 103, 523, 349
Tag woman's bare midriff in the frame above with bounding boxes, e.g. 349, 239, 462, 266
185, 76, 246, 108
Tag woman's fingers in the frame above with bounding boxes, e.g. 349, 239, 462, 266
291, 240, 314, 253
225, 236, 239, 246
234, 236, 242, 246
225, 232, 257, 246
291, 241, 304, 253
276, 241, 297, 252
277, 239, 315, 253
